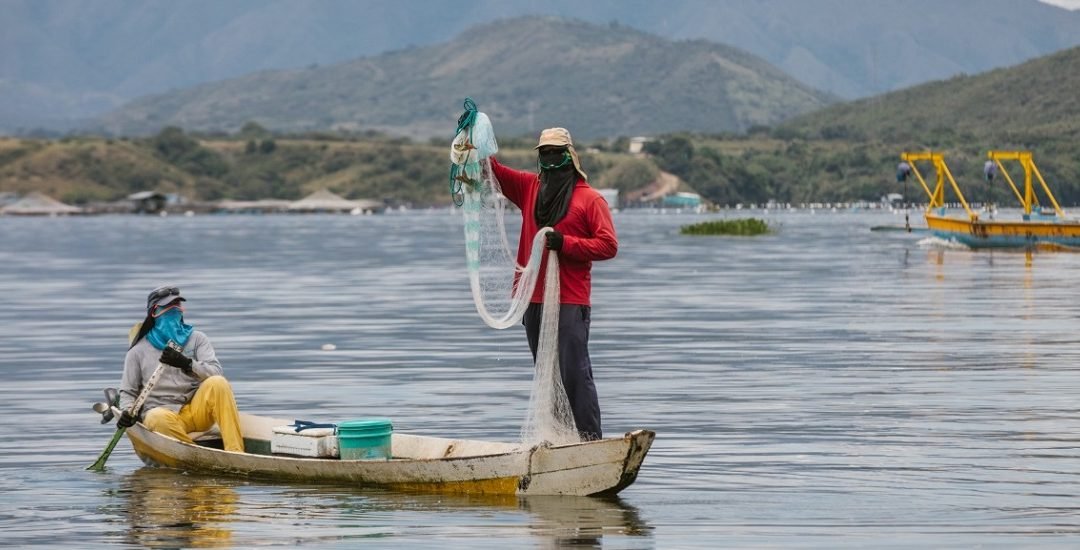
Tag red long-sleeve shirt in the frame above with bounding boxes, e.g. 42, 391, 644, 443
490, 157, 618, 306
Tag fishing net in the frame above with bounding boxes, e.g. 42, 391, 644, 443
450, 98, 580, 447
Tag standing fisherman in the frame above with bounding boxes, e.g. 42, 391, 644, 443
489, 128, 618, 440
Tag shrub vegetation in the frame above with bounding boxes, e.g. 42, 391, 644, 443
680, 218, 771, 236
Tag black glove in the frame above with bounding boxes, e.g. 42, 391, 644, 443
160, 346, 194, 374
117, 409, 137, 428
545, 230, 563, 251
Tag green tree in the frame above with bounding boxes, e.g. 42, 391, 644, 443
645, 135, 694, 178
239, 121, 270, 139
149, 126, 229, 178
597, 158, 659, 192
152, 126, 199, 162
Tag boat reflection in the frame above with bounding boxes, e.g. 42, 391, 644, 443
518, 495, 652, 546
331, 490, 652, 546
116, 467, 652, 547
119, 468, 237, 548
285, 487, 653, 546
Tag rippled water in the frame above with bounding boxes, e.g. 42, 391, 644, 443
3, 209, 1080, 548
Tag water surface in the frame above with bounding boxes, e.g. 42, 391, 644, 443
3, 209, 1080, 548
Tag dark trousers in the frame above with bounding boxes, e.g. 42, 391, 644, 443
523, 302, 602, 440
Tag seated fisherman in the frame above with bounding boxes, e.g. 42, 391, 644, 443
117, 285, 244, 452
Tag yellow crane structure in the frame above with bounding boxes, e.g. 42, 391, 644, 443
896, 151, 1078, 248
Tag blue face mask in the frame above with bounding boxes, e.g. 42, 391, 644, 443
147, 308, 194, 350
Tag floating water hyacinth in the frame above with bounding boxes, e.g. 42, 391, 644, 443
680, 218, 771, 236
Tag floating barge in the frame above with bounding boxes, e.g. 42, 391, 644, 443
898, 150, 1080, 249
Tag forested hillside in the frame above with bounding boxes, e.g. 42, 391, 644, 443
0, 127, 665, 207
781, 46, 1080, 144
630, 45, 1080, 207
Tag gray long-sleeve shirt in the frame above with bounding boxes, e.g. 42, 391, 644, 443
119, 330, 223, 418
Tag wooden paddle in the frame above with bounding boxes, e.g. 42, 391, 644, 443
86, 340, 182, 471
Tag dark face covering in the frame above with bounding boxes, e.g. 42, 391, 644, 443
535, 147, 577, 227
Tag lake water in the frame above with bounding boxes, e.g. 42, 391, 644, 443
3, 208, 1080, 548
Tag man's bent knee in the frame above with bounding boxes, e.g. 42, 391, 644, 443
203, 373, 227, 386
142, 407, 176, 431
202, 375, 232, 391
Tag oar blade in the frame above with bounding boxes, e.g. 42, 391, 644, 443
86, 428, 125, 471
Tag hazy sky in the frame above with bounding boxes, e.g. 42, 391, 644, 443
1040, 0, 1080, 8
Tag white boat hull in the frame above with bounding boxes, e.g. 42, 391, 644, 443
125, 413, 654, 497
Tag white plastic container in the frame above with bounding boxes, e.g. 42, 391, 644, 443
271, 425, 339, 458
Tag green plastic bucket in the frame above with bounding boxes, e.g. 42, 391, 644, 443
337, 418, 393, 460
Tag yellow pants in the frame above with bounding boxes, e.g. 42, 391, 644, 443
143, 375, 244, 452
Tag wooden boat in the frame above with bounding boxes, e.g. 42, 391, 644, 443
898, 150, 1080, 248
123, 413, 655, 497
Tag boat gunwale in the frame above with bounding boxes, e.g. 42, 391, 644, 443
123, 417, 656, 496
128, 424, 654, 463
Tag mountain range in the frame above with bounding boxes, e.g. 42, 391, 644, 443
4, 0, 1080, 133
3, 41, 1079, 208
92, 17, 833, 139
